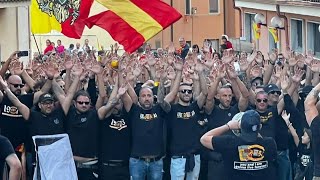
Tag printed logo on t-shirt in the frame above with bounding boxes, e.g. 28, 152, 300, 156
80, 117, 87, 123
2, 105, 22, 118
234, 144, 268, 170
140, 113, 158, 121
260, 112, 273, 123
300, 155, 311, 167
53, 118, 60, 124
109, 119, 127, 131
177, 110, 195, 119
198, 118, 208, 126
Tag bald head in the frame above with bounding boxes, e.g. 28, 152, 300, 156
7, 75, 23, 95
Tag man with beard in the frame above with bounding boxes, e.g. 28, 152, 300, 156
204, 65, 249, 180
156, 62, 206, 179
97, 76, 131, 180
121, 59, 183, 180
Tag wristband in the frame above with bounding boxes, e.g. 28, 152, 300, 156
287, 123, 292, 128
226, 123, 231, 130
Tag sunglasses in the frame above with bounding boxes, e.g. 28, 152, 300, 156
180, 90, 193, 94
11, 83, 24, 88
269, 91, 281, 95
77, 101, 90, 105
257, 99, 268, 103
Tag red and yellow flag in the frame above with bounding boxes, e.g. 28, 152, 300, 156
253, 23, 261, 40
268, 27, 278, 43
31, 0, 94, 38
85, 0, 182, 53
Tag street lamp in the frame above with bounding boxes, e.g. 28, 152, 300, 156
254, 13, 266, 26
271, 16, 284, 29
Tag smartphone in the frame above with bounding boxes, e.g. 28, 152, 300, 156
18, 51, 29, 57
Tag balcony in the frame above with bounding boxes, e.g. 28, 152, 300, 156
277, 0, 320, 7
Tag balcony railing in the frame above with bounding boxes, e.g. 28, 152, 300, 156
281, 0, 320, 2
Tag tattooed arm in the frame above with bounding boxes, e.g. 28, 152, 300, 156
157, 78, 171, 113
305, 82, 320, 126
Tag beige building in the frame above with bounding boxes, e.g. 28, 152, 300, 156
0, 0, 30, 62
148, 0, 242, 51
235, 0, 320, 58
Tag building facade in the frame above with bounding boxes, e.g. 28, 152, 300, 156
148, 0, 241, 51
0, 0, 30, 62
235, 0, 320, 58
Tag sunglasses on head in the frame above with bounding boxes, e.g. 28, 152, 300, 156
269, 91, 281, 95
77, 101, 90, 105
180, 89, 193, 94
257, 99, 268, 103
11, 83, 24, 88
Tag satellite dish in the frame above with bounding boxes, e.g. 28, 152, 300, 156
271, 16, 284, 28
254, 13, 266, 24
230, 112, 244, 136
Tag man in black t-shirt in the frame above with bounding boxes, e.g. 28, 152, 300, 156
201, 110, 277, 180
121, 55, 184, 180
96, 76, 131, 180
304, 83, 320, 179
157, 60, 206, 179
0, 135, 21, 180
204, 65, 250, 179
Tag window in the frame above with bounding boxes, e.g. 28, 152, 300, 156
209, 0, 219, 13
307, 22, 320, 58
269, 30, 278, 51
244, 13, 255, 43
155, 40, 161, 49
207, 39, 220, 52
291, 19, 304, 53
186, 40, 192, 47
185, 0, 191, 15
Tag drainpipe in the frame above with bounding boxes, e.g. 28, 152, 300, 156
233, 0, 243, 37
223, 0, 226, 35
276, 4, 289, 48
170, 0, 174, 42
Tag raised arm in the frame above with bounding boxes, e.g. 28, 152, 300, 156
282, 111, 299, 147
0, 51, 18, 77
157, 68, 171, 113
205, 67, 224, 114
54, 65, 82, 115
263, 51, 277, 85
305, 82, 320, 126
33, 62, 58, 103
98, 77, 124, 120
0, 76, 30, 120
163, 58, 183, 103
195, 62, 208, 109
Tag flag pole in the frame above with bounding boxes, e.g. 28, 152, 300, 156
32, 34, 42, 56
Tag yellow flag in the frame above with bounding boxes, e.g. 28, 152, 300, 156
30, 0, 62, 34
253, 23, 261, 40
268, 27, 278, 43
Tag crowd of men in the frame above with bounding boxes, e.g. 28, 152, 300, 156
0, 36, 319, 180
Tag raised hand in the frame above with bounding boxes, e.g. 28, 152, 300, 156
288, 52, 297, 67
0, 75, 8, 88
45, 62, 59, 79
221, 49, 234, 64
11, 61, 23, 75
310, 60, 320, 73
173, 57, 184, 71
118, 84, 128, 97
168, 42, 175, 54
217, 64, 226, 79
239, 56, 249, 72
268, 50, 278, 64
292, 68, 305, 83
72, 63, 84, 76
227, 64, 238, 79
247, 50, 257, 63
90, 63, 103, 74
281, 110, 291, 122
280, 75, 290, 90
305, 50, 314, 66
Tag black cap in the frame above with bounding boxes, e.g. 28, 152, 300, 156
250, 76, 263, 85
264, 84, 281, 94
239, 110, 261, 142
38, 93, 54, 102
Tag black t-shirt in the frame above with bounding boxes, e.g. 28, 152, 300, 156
99, 112, 131, 161
213, 135, 277, 180
129, 104, 165, 157
311, 116, 320, 176
0, 135, 15, 179
207, 104, 240, 132
28, 108, 65, 136
166, 102, 201, 156
66, 106, 99, 158
297, 142, 312, 169
0, 94, 33, 149
257, 107, 278, 139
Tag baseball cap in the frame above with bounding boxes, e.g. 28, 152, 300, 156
263, 84, 281, 94
250, 76, 263, 85
298, 85, 314, 95
38, 93, 54, 102
239, 110, 261, 142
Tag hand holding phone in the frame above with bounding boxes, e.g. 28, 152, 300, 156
17, 51, 29, 57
